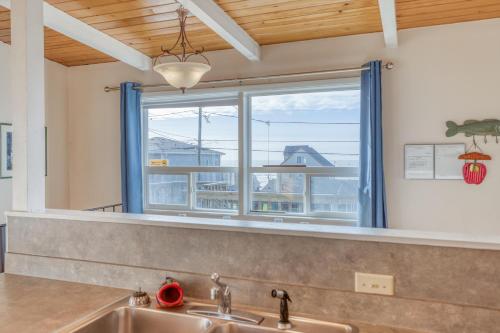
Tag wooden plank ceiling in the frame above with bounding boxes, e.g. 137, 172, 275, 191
1, 0, 500, 67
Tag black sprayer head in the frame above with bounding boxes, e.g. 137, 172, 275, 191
272, 289, 292, 302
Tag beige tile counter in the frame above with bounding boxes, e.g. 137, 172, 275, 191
0, 274, 426, 333
0, 274, 130, 333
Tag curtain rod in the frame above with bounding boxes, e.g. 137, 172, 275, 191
104, 62, 394, 92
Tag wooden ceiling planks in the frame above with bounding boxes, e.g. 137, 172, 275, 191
396, 0, 500, 29
0, 5, 116, 66
216, 0, 383, 45
46, 0, 231, 61
2, 0, 500, 67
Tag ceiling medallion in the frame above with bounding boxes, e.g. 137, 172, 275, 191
153, 6, 211, 93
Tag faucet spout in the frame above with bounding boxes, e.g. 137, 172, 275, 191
210, 273, 231, 314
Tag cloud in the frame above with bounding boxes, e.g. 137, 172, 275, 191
251, 90, 360, 115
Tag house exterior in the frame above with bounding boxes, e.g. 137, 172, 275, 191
148, 137, 222, 167
281, 145, 334, 167
148, 137, 238, 209
148, 139, 357, 215
252, 145, 357, 215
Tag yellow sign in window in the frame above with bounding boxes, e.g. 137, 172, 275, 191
150, 159, 168, 167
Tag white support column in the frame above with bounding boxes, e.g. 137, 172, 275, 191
11, 0, 46, 211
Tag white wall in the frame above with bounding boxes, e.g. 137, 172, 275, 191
67, 19, 500, 234
0, 43, 12, 222
45, 60, 69, 209
0, 41, 69, 222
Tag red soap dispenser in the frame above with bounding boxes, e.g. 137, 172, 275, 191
156, 277, 184, 308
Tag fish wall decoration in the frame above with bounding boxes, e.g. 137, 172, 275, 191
446, 119, 500, 143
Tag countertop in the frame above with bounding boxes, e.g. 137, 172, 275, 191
8, 209, 500, 251
0, 274, 427, 333
0, 274, 130, 333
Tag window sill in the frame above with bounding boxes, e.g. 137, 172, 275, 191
6, 209, 500, 251
143, 208, 357, 227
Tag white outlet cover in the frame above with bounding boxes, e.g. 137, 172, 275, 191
355, 272, 394, 296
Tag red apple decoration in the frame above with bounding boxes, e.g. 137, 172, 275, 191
458, 152, 491, 185
462, 162, 487, 185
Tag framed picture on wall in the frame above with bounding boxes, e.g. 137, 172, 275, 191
0, 123, 13, 179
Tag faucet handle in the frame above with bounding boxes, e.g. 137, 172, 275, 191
211, 273, 220, 283
210, 272, 228, 290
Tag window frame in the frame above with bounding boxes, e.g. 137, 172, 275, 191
142, 98, 240, 214
141, 78, 360, 225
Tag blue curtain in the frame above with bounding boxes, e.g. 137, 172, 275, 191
120, 82, 143, 213
359, 61, 387, 228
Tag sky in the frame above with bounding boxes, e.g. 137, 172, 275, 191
148, 89, 361, 167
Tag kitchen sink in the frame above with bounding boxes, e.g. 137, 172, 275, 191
70, 307, 212, 333
209, 323, 280, 333
58, 297, 356, 333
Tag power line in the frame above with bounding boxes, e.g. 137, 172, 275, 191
150, 128, 198, 141
149, 131, 359, 156
150, 146, 359, 156
150, 110, 359, 125
202, 139, 360, 143
150, 129, 359, 143
148, 109, 197, 118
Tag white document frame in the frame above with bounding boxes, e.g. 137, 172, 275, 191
404, 143, 465, 180
434, 144, 465, 180
404, 144, 435, 180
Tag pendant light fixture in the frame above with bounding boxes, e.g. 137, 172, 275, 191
153, 6, 211, 93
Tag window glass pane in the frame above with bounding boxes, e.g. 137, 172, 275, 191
148, 105, 238, 167
251, 173, 304, 214
194, 172, 239, 211
250, 90, 360, 167
148, 174, 188, 206
310, 176, 359, 215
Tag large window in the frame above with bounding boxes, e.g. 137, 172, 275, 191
144, 100, 239, 212
143, 81, 360, 224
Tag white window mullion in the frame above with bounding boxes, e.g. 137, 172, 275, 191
189, 172, 194, 210
304, 174, 311, 215
239, 92, 250, 216
141, 107, 150, 211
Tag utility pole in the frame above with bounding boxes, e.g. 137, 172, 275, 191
197, 107, 202, 166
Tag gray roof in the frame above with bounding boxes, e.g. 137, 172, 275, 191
149, 137, 224, 155
282, 145, 333, 166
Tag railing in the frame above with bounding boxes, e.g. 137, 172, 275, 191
85, 203, 123, 213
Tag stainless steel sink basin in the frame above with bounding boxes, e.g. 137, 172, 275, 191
58, 297, 356, 333
208, 323, 280, 333
70, 307, 212, 333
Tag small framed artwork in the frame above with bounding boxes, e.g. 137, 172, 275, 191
404, 144, 434, 179
0, 123, 13, 179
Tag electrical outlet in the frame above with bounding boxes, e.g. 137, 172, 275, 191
355, 272, 394, 296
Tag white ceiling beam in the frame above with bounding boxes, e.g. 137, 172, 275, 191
0, 0, 152, 70
178, 0, 261, 61
377, 0, 398, 48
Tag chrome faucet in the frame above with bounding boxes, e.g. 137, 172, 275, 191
210, 273, 231, 314
187, 273, 263, 324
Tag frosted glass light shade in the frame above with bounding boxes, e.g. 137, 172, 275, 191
153, 62, 211, 90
